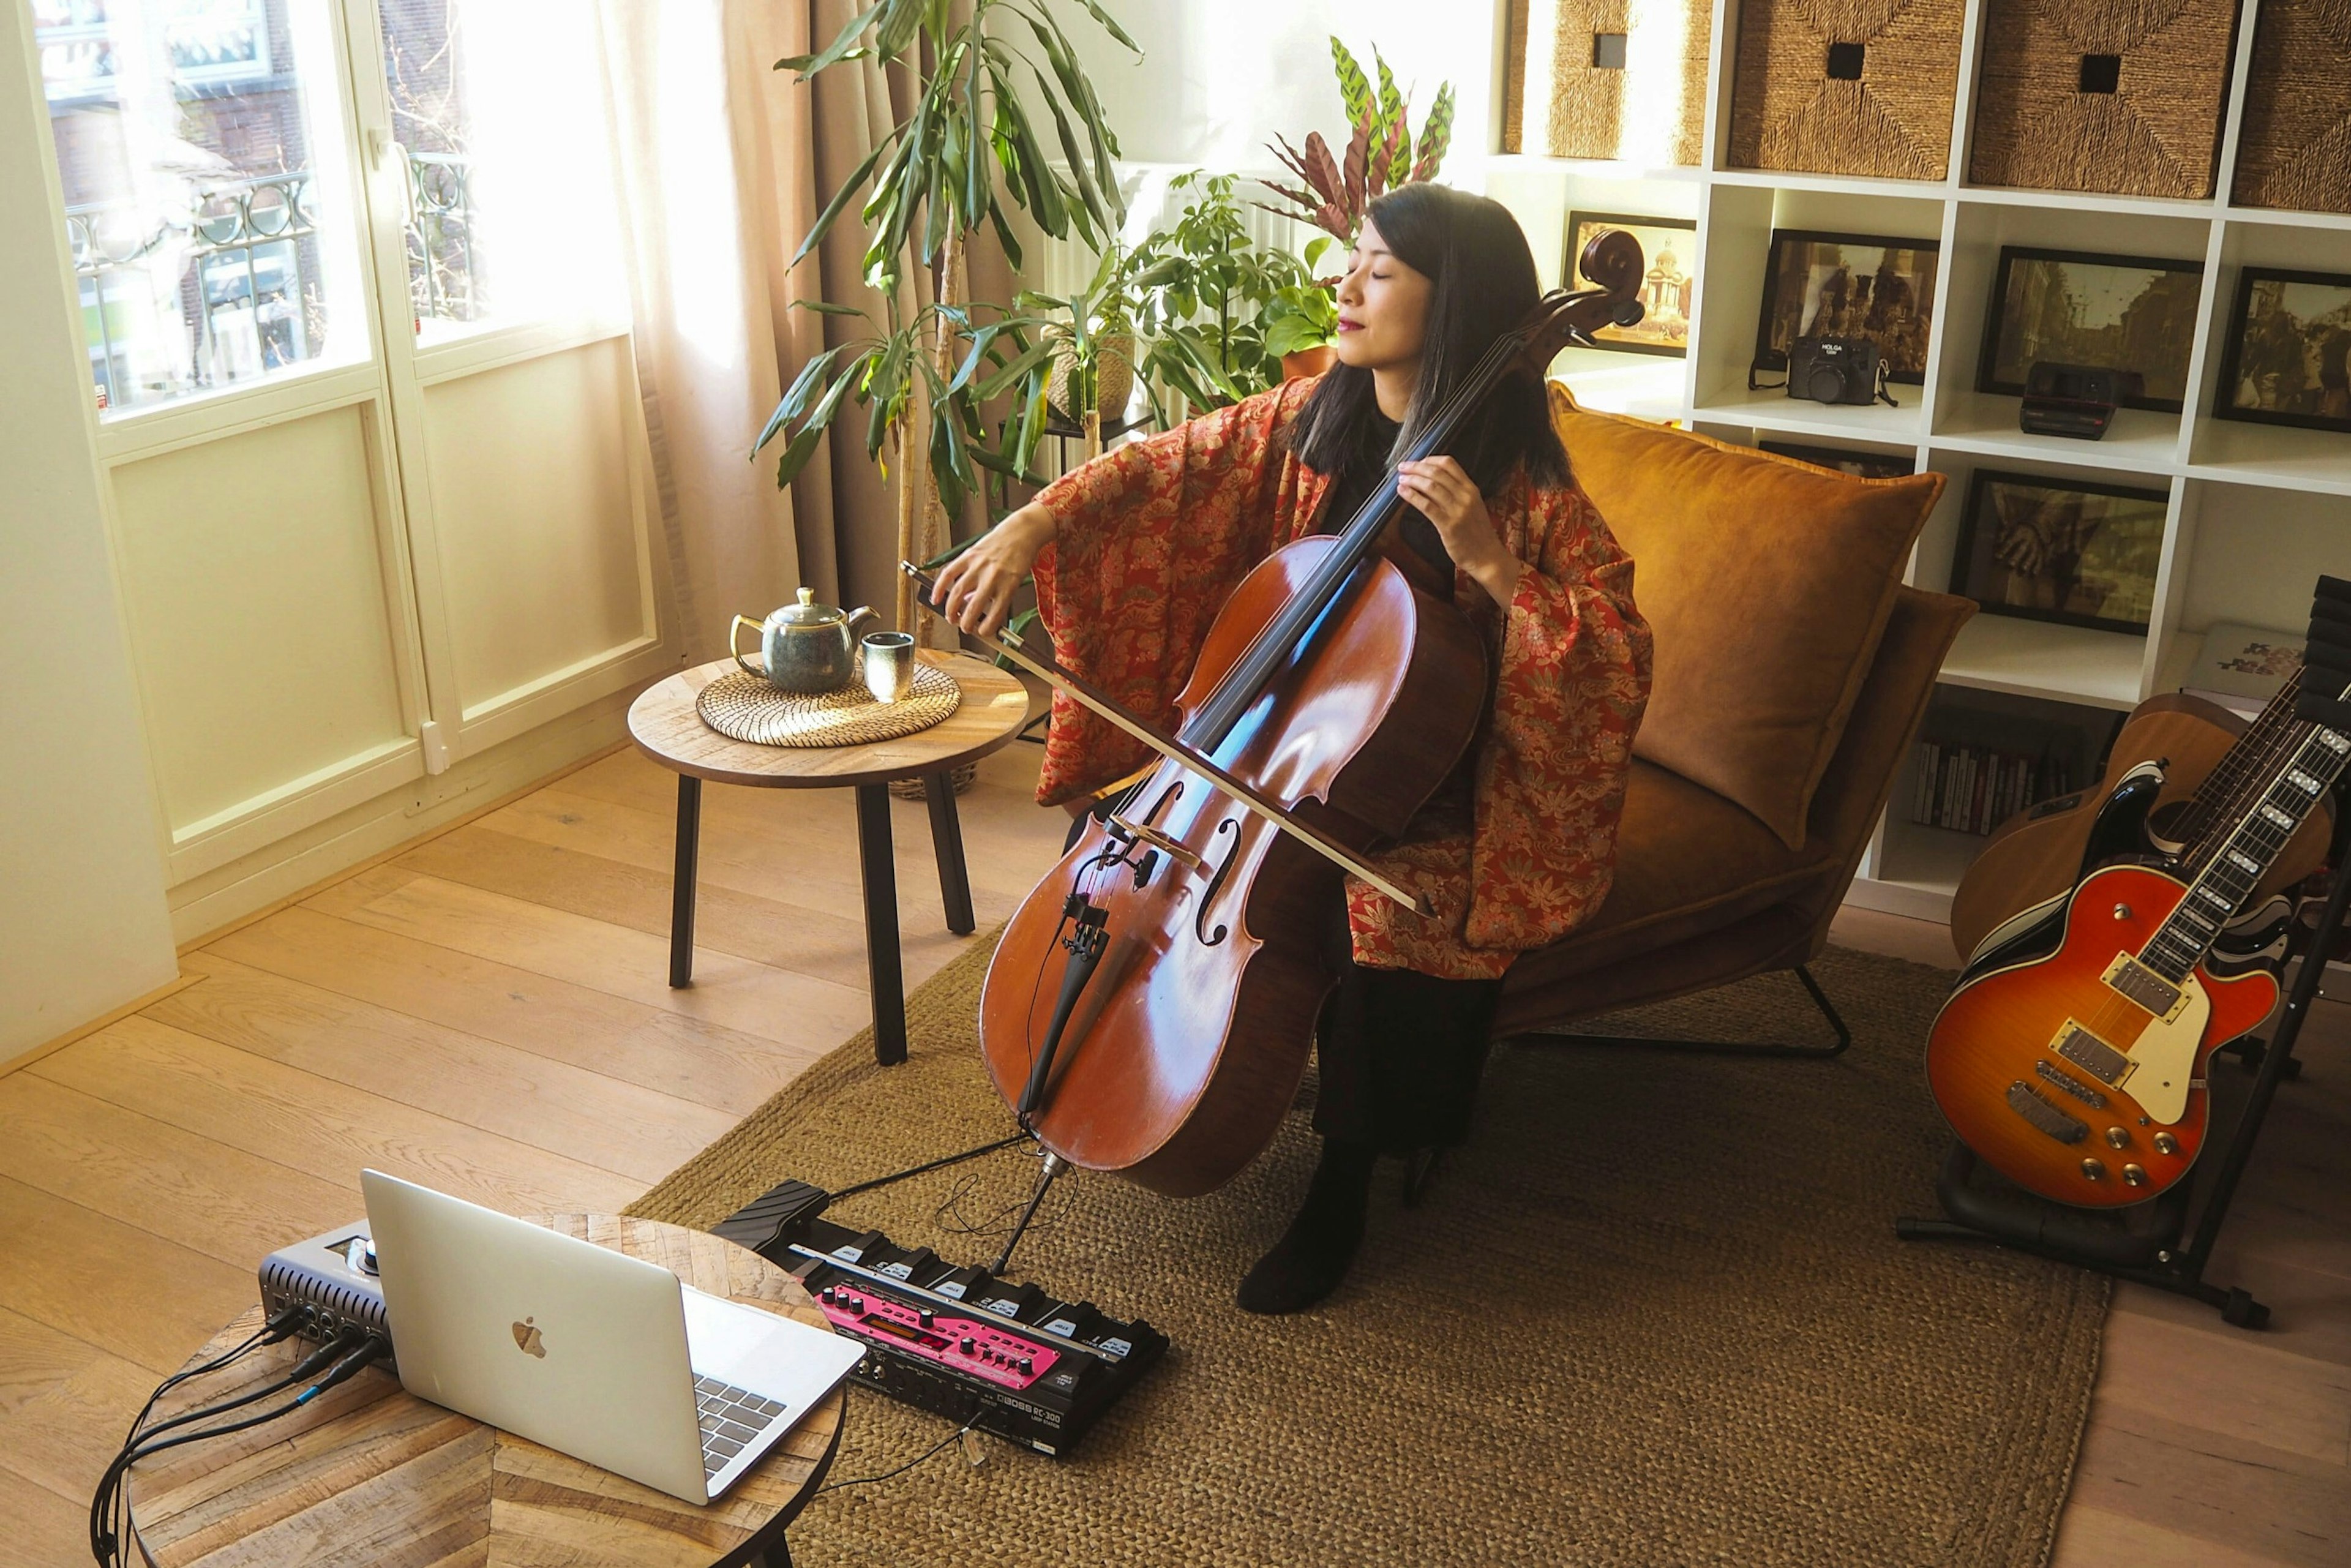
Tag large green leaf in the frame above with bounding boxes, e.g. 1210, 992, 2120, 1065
1328, 36, 1371, 126
792, 135, 889, 269
874, 0, 925, 59
1411, 81, 1454, 182
1070, 0, 1138, 53
1037, 69, 1111, 240
1373, 51, 1409, 187
755, 345, 844, 454
775, 1, 881, 78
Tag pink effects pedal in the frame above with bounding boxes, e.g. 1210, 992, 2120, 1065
814, 1285, 1059, 1390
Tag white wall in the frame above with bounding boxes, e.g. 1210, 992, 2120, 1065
1062, 0, 1503, 179
0, 3, 179, 1060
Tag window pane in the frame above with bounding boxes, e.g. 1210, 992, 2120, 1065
40, 0, 367, 413
377, 1, 626, 341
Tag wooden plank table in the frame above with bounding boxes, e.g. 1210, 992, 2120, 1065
628, 650, 1030, 1065
123, 1215, 844, 1567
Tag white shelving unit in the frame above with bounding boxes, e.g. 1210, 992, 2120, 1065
1483, 0, 2350, 923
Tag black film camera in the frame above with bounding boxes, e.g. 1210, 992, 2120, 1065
1787, 335, 1892, 406
2019, 361, 2143, 440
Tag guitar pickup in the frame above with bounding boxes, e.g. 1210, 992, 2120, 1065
2006, 1081, 2088, 1144
2102, 953, 2186, 1021
2053, 1023, 2133, 1087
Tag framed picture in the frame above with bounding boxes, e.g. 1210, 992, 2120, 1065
1977, 247, 2202, 412
1565, 211, 1697, 356
2213, 266, 2351, 433
1950, 469, 2169, 634
1758, 440, 1917, 478
1752, 229, 1939, 384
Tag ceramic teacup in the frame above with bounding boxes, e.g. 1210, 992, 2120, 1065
862, 631, 916, 703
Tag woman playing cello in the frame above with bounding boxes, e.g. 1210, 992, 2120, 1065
929, 184, 1652, 1313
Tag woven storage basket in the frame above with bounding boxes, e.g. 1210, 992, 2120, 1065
2233, 0, 2351, 214
1968, 0, 2240, 199
1501, 0, 1712, 166
1726, 0, 1965, 179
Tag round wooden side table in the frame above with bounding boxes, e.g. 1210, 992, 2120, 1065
629, 648, 1031, 1065
125, 1216, 844, 1568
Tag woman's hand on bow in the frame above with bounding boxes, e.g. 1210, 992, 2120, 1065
928, 504, 1056, 638
1395, 457, 1524, 607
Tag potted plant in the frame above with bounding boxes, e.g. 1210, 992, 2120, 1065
1259, 37, 1455, 244
1123, 172, 1325, 416
1030, 241, 1152, 457
754, 0, 1138, 634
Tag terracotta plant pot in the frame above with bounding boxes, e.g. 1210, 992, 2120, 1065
1281, 345, 1338, 380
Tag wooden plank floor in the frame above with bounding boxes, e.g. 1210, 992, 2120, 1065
1, 738, 2343, 1566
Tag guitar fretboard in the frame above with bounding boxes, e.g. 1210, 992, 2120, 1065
2141, 710, 2350, 985
2175, 666, 2308, 857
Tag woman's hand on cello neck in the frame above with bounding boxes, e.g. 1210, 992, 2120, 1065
1395, 456, 1525, 608
930, 503, 1056, 639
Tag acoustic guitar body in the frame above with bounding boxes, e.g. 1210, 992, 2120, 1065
977, 538, 1487, 1198
1948, 694, 2331, 963
1924, 863, 2279, 1207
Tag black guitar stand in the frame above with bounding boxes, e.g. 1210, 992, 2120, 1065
1896, 793, 2349, 1331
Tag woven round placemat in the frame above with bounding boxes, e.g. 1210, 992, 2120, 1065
696, 664, 961, 748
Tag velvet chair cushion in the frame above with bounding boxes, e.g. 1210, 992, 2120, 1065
1550, 386, 1944, 849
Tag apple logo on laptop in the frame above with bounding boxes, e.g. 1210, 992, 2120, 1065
512, 1316, 547, 1358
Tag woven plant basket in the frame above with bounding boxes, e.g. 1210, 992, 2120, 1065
1968, 0, 2240, 199
887, 762, 979, 801
1045, 331, 1134, 427
1726, 0, 1965, 179
2233, 0, 2351, 214
1501, 0, 1712, 166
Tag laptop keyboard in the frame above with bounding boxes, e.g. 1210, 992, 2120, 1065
695, 1375, 789, 1477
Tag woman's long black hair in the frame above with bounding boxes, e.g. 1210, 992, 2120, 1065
1287, 183, 1570, 495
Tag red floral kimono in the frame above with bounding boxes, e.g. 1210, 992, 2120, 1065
1031, 377, 1652, 981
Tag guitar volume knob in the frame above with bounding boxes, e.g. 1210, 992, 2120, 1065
2080, 1158, 2105, 1180
2123, 1164, 2147, 1187
2104, 1127, 2130, 1149
2151, 1131, 2180, 1155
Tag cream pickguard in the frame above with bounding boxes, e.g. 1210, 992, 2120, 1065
2056, 966, 2208, 1126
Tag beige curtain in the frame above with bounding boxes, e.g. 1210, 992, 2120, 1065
594, 0, 812, 659
594, 2, 1016, 653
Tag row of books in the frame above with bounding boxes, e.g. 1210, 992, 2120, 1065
1911, 741, 2074, 836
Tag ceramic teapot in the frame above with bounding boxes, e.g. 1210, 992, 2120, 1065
731, 588, 877, 694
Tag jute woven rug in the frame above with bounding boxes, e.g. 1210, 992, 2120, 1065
629, 939, 2105, 1567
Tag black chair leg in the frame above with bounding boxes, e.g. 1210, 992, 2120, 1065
1523, 963, 1853, 1059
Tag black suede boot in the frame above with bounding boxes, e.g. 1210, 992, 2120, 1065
1235, 1138, 1377, 1315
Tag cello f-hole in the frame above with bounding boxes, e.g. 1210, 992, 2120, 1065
1195, 818, 1242, 947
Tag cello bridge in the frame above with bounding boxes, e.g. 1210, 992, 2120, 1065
1105, 814, 1205, 873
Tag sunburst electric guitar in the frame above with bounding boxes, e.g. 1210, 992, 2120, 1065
1924, 689, 2349, 1207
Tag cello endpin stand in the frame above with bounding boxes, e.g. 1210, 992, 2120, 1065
990, 1151, 1070, 1276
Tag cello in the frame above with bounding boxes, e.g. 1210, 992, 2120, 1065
913, 231, 1646, 1206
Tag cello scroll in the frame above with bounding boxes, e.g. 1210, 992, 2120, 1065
1507, 228, 1648, 377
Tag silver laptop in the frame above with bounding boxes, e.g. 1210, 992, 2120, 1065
361, 1170, 863, 1504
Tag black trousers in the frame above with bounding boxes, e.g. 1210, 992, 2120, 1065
1308, 887, 1502, 1155
1064, 804, 1501, 1156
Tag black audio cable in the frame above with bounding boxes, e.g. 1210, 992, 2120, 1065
91, 1329, 389, 1566
120, 1302, 314, 1442
814, 1390, 981, 1495
93, 1305, 317, 1566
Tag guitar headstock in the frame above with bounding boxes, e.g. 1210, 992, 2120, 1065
1510, 228, 1648, 376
